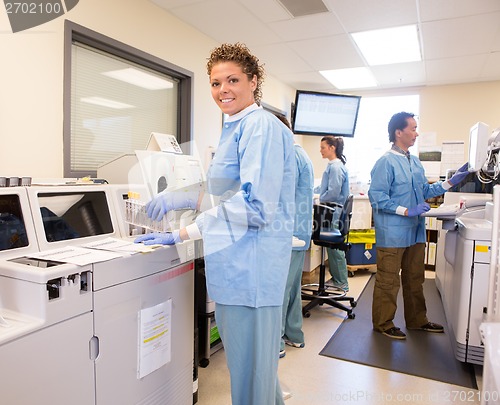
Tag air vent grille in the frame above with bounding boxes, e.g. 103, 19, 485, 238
277, 0, 329, 17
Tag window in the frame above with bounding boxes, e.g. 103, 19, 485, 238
344, 94, 420, 189
64, 21, 193, 178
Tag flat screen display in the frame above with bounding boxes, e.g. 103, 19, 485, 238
37, 191, 114, 242
292, 90, 361, 137
0, 194, 29, 251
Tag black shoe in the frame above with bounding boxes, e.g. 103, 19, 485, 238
408, 322, 444, 333
421, 322, 444, 333
381, 327, 406, 340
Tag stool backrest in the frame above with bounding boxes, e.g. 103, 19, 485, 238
312, 194, 354, 242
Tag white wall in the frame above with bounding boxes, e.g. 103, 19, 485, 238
1, 0, 498, 180
301, 82, 500, 182
0, 0, 294, 178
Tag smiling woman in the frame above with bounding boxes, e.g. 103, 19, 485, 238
207, 44, 265, 117
136, 42, 297, 405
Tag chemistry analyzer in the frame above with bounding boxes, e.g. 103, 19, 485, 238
0, 182, 195, 405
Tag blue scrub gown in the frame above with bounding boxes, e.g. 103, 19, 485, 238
197, 103, 295, 405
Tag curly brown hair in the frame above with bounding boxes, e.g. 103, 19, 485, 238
206, 42, 265, 105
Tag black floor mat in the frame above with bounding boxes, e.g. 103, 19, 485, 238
319, 276, 477, 389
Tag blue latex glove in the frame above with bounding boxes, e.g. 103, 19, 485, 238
134, 230, 181, 245
448, 163, 470, 185
407, 202, 430, 217
146, 190, 198, 222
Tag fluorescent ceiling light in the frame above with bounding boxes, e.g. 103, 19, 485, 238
320, 67, 377, 89
102, 68, 174, 90
351, 25, 421, 66
81, 97, 134, 109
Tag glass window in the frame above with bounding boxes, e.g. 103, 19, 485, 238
64, 22, 193, 178
344, 94, 420, 187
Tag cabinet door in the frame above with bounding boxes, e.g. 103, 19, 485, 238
469, 262, 489, 347
0, 313, 95, 405
93, 261, 194, 405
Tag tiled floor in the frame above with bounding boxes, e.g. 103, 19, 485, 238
197, 269, 482, 405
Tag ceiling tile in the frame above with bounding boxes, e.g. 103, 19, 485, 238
425, 55, 488, 84
371, 62, 426, 87
150, 0, 203, 10
149, 0, 500, 91
419, 0, 500, 21
236, 0, 292, 23
324, 0, 417, 32
288, 34, 365, 71
276, 71, 338, 92
250, 44, 312, 75
421, 12, 500, 59
481, 52, 500, 80
269, 12, 344, 41
167, 0, 282, 47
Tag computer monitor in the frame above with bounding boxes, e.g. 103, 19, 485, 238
468, 122, 489, 171
292, 90, 361, 137
0, 188, 38, 258
27, 185, 120, 251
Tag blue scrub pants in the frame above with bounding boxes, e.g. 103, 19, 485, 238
326, 247, 349, 291
215, 303, 285, 405
281, 250, 306, 351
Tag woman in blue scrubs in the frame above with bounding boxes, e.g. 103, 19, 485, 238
136, 43, 295, 405
315, 136, 350, 292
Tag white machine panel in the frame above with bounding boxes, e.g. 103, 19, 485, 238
0, 187, 39, 259
0, 183, 196, 405
26, 185, 122, 251
444, 210, 493, 364
469, 121, 490, 171
450, 234, 490, 364
93, 260, 194, 405
0, 312, 95, 405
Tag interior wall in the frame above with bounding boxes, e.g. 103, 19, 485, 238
300, 81, 500, 182
419, 81, 500, 143
0, 0, 294, 178
1, 0, 498, 180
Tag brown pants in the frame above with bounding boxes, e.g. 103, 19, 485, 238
372, 243, 428, 332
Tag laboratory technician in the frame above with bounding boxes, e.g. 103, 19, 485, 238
136, 42, 295, 405
314, 136, 350, 292
277, 117, 314, 359
368, 111, 470, 340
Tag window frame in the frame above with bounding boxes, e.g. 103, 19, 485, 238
63, 20, 193, 178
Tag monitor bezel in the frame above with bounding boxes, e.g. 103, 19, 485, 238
292, 90, 361, 137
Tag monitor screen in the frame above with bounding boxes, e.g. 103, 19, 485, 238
292, 90, 361, 137
0, 194, 29, 251
37, 191, 114, 242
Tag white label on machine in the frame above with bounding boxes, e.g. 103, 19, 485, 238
138, 299, 172, 379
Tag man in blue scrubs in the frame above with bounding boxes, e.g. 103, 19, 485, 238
368, 111, 470, 340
